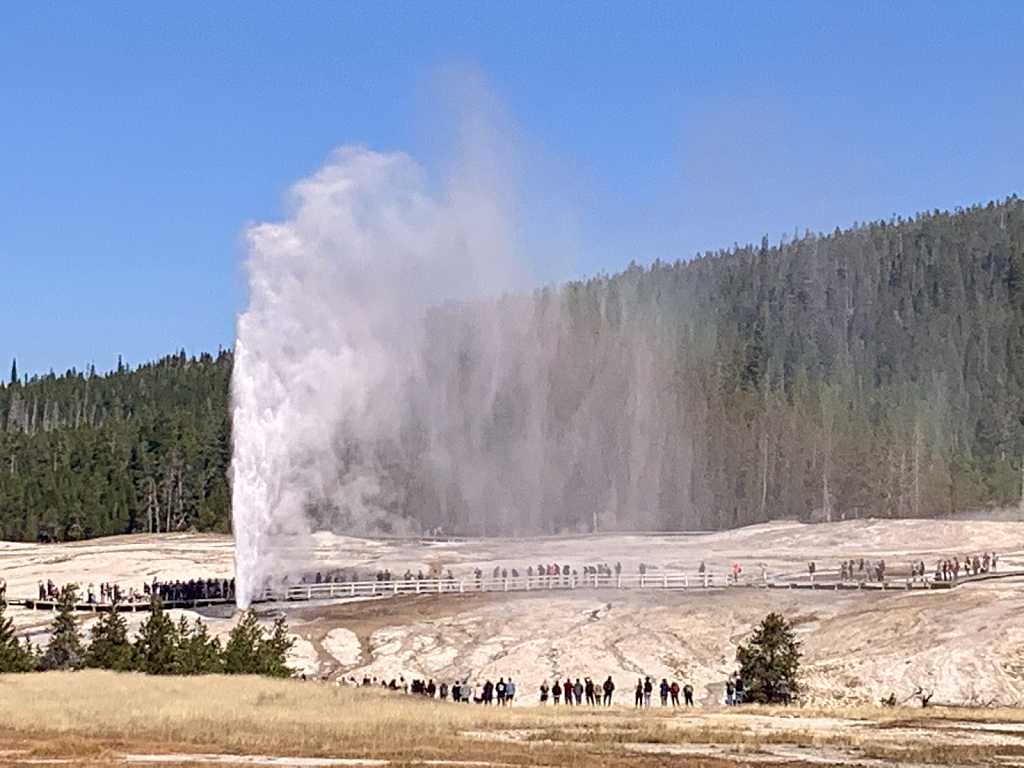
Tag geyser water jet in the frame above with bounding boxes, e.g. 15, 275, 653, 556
231, 145, 524, 607
231, 145, 695, 609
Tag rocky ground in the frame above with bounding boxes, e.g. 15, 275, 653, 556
3, 518, 1024, 708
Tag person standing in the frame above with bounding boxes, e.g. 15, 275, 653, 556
683, 682, 694, 706
539, 681, 549, 704
634, 679, 643, 707
552, 679, 561, 705
643, 677, 653, 707
669, 680, 680, 706
603, 675, 615, 706
659, 679, 670, 706
506, 677, 516, 705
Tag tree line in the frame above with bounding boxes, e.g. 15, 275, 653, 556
367, 196, 1024, 533
0, 350, 232, 541
2, 197, 1024, 539
0, 588, 291, 675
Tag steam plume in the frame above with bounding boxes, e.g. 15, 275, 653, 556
232, 145, 695, 607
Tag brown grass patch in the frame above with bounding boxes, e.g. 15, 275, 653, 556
2, 672, 1024, 766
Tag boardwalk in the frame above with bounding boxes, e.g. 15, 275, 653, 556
258, 568, 1023, 603
12, 568, 1022, 613
10, 597, 234, 612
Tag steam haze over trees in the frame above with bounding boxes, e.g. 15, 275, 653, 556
2, 197, 1023, 541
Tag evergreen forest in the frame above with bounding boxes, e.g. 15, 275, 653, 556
0, 351, 231, 541
3, 197, 1024, 541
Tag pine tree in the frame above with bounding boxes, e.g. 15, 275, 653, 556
222, 609, 264, 674
41, 584, 84, 670
736, 612, 802, 704
133, 596, 180, 674
84, 599, 136, 671
259, 617, 294, 678
222, 610, 292, 676
9, 358, 16, 386
0, 598, 35, 672
176, 616, 223, 675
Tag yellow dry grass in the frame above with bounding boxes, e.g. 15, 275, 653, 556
0, 671, 1022, 766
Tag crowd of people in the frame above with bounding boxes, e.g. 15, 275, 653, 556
352, 674, 519, 705
932, 552, 998, 581
540, 675, 617, 705
625, 676, 697, 707
833, 559, 886, 582
831, 552, 999, 584
33, 576, 235, 604
346, 673, 721, 707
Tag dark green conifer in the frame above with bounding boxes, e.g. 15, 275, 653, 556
736, 612, 802, 704
176, 616, 223, 675
41, 584, 84, 670
84, 599, 136, 671
223, 610, 292, 676
0, 598, 35, 672
133, 595, 180, 674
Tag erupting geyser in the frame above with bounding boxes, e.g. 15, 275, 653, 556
230, 145, 523, 607
231, 144, 693, 609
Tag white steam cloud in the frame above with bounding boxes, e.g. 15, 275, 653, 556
232, 140, 695, 608
231, 144, 528, 606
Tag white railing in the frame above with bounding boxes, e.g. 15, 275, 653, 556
259, 571, 730, 602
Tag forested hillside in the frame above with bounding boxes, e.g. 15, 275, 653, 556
558, 195, 1024, 529
3, 197, 1024, 542
0, 351, 231, 541
372, 195, 1024, 535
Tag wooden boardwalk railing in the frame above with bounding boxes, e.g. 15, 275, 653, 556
259, 572, 725, 602
11, 568, 1021, 612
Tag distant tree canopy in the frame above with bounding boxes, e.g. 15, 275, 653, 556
3, 197, 1024, 540
0, 350, 232, 541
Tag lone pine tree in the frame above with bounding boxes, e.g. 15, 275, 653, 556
736, 612, 802, 704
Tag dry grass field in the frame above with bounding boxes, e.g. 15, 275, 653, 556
5, 520, 1024, 765
2, 671, 1024, 766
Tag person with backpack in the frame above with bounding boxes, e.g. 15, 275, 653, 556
603, 675, 615, 706
683, 682, 694, 706
552, 679, 561, 705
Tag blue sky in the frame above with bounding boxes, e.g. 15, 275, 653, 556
2, 1, 1023, 378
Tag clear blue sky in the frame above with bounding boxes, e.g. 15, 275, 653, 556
2, 1, 1022, 378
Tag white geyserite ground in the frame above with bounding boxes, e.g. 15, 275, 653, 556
2, 519, 1023, 706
